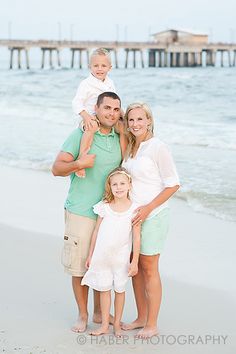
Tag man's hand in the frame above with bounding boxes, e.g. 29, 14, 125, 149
77, 149, 96, 170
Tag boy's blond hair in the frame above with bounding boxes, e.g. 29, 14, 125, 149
90, 48, 111, 64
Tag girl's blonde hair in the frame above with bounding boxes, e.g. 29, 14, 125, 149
123, 102, 154, 160
103, 167, 132, 203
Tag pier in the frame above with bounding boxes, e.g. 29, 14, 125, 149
1, 39, 236, 69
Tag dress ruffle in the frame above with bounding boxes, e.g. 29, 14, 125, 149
93, 200, 107, 217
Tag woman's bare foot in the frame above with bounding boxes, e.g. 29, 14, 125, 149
93, 313, 114, 325
75, 168, 86, 178
71, 316, 88, 333
121, 318, 146, 331
113, 323, 124, 338
89, 325, 109, 336
135, 326, 158, 339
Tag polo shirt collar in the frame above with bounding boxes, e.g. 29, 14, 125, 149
96, 127, 115, 137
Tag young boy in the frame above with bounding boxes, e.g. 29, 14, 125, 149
72, 48, 125, 177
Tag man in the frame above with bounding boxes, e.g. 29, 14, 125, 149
52, 92, 122, 332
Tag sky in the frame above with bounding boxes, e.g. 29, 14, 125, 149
0, 0, 236, 43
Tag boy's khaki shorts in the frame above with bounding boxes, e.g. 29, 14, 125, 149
61, 210, 96, 277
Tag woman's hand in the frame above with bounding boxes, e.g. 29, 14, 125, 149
132, 204, 152, 226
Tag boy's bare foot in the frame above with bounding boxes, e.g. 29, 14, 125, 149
121, 318, 146, 331
135, 326, 158, 339
71, 316, 88, 333
93, 313, 114, 325
75, 169, 86, 178
113, 323, 124, 338
89, 325, 109, 336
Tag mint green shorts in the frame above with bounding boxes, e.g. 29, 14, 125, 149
140, 208, 170, 256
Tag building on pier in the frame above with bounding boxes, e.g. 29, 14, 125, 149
152, 29, 208, 45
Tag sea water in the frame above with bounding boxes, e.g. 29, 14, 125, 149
0, 62, 236, 222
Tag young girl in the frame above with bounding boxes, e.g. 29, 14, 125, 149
81, 167, 141, 337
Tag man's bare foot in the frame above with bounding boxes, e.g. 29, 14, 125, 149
135, 326, 158, 339
75, 168, 86, 178
93, 313, 114, 325
71, 316, 88, 333
113, 323, 124, 338
121, 318, 146, 331
89, 325, 109, 336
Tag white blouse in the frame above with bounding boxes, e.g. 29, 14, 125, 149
122, 137, 180, 219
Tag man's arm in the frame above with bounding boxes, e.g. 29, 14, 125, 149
51, 150, 96, 177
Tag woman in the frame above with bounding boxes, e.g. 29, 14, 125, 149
122, 103, 180, 338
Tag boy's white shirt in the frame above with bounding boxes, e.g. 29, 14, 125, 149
72, 73, 116, 116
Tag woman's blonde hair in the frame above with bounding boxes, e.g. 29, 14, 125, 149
123, 102, 154, 159
103, 167, 132, 203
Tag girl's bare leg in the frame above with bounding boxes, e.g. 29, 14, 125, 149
113, 291, 125, 337
136, 254, 160, 338
122, 264, 147, 330
93, 289, 114, 325
90, 290, 111, 336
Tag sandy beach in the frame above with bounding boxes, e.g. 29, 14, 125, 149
0, 165, 236, 354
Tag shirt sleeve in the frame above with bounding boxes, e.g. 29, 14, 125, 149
72, 81, 88, 115
110, 79, 116, 93
93, 201, 106, 217
156, 143, 180, 188
61, 129, 83, 159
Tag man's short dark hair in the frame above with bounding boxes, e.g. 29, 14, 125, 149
96, 92, 121, 107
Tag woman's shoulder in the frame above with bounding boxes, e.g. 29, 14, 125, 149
150, 136, 167, 147
145, 137, 168, 153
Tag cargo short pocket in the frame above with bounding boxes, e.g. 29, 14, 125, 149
61, 235, 79, 268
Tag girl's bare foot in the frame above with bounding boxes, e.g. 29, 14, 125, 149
121, 318, 146, 331
135, 326, 158, 339
71, 316, 88, 333
93, 313, 114, 325
113, 323, 124, 338
89, 325, 109, 336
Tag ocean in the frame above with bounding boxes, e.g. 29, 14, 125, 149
1, 61, 236, 222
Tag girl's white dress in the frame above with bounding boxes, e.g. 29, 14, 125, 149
81, 200, 137, 293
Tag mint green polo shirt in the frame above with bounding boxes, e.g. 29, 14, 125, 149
62, 128, 122, 219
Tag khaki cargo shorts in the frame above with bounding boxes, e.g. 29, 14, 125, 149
61, 210, 96, 277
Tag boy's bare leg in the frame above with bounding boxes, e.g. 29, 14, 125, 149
90, 290, 111, 336
75, 131, 95, 177
71, 276, 89, 332
93, 290, 114, 325
113, 291, 125, 337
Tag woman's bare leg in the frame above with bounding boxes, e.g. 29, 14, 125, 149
136, 254, 161, 338
122, 264, 147, 330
